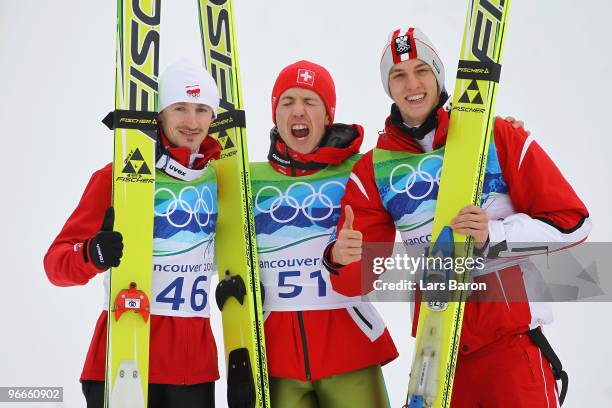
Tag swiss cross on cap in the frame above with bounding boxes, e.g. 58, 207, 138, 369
297, 69, 315, 86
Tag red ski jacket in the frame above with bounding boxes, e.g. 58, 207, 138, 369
44, 135, 222, 385
260, 124, 399, 381
327, 107, 591, 355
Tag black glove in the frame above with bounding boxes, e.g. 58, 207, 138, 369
84, 207, 124, 270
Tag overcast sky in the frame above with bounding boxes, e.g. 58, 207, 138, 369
1, 0, 611, 406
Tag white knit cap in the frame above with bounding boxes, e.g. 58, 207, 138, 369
159, 59, 220, 117
380, 27, 445, 98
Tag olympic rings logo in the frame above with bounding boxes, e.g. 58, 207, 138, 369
255, 181, 345, 224
154, 185, 215, 228
389, 155, 444, 200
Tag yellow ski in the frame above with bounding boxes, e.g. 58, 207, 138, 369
407, 1, 512, 407
197, 1, 270, 407
104, 1, 160, 407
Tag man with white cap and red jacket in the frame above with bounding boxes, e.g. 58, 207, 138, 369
251, 60, 398, 407
44, 60, 222, 407
325, 27, 591, 407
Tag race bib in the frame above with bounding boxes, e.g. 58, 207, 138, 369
102, 165, 218, 318
260, 235, 360, 311
150, 168, 217, 317
251, 160, 361, 312
151, 241, 215, 317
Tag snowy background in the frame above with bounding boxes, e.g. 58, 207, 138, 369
1, 0, 611, 406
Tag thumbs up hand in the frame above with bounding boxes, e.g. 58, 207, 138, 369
87, 207, 124, 270
330, 205, 363, 266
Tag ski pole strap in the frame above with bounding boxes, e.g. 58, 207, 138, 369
209, 109, 246, 133
102, 110, 159, 131
527, 328, 568, 405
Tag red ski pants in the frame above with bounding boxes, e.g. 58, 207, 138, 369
451, 333, 560, 408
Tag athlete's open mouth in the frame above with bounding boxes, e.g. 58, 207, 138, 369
291, 124, 310, 140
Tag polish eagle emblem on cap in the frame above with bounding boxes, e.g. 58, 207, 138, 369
185, 85, 201, 98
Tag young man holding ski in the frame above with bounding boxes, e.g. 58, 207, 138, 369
326, 27, 591, 407
44, 61, 221, 408
250, 60, 398, 407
